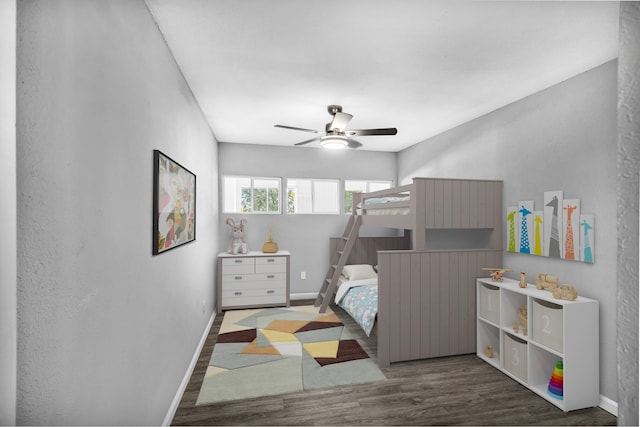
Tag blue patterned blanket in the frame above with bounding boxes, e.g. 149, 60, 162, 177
335, 278, 378, 336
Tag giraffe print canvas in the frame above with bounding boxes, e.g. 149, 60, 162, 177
562, 199, 580, 260
580, 214, 594, 263
533, 210, 544, 256
517, 200, 534, 254
543, 191, 563, 258
506, 206, 519, 252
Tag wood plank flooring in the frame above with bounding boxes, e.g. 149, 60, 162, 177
171, 302, 616, 426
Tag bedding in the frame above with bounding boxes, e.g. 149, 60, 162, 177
335, 277, 378, 336
357, 195, 411, 216
341, 264, 377, 280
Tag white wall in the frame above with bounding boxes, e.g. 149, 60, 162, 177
398, 61, 619, 404
218, 142, 397, 298
0, 0, 17, 424
16, 1, 218, 424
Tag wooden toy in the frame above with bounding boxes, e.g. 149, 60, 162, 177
519, 307, 528, 336
552, 283, 578, 301
519, 272, 527, 288
535, 273, 559, 291
512, 322, 519, 333
484, 345, 493, 358
482, 268, 512, 282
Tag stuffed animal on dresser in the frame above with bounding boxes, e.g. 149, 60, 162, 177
226, 217, 248, 254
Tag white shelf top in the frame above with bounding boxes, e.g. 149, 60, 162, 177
477, 277, 597, 305
218, 250, 290, 258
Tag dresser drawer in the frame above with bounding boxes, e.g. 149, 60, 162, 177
221, 272, 287, 288
222, 257, 255, 274
255, 256, 287, 273
222, 287, 286, 307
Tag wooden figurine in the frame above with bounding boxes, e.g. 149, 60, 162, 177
482, 268, 512, 282
484, 345, 494, 358
519, 307, 528, 336
535, 273, 559, 291
552, 283, 578, 301
513, 322, 519, 334
519, 272, 527, 288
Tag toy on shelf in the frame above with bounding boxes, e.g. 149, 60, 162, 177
535, 273, 559, 291
548, 360, 564, 400
519, 272, 527, 288
519, 307, 528, 336
484, 345, 494, 358
552, 283, 578, 301
482, 268, 512, 282
512, 322, 519, 334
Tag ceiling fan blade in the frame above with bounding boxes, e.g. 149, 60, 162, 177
329, 112, 353, 132
294, 136, 321, 146
345, 128, 397, 136
347, 138, 362, 149
275, 124, 319, 133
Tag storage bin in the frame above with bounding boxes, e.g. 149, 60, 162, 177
532, 299, 563, 353
504, 333, 528, 382
479, 283, 500, 324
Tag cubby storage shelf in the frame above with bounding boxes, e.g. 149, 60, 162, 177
476, 277, 599, 412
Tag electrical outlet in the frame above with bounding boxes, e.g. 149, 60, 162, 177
301, 271, 306, 280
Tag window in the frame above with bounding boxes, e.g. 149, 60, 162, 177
344, 180, 392, 213
223, 176, 281, 213
287, 179, 339, 214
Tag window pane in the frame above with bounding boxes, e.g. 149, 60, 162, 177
344, 180, 392, 213
368, 181, 392, 192
313, 180, 339, 213
223, 176, 280, 213
287, 179, 312, 214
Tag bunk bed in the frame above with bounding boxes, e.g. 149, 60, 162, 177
318, 177, 504, 367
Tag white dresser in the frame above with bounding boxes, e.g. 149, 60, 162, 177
216, 251, 290, 311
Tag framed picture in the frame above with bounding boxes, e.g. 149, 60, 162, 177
153, 150, 196, 254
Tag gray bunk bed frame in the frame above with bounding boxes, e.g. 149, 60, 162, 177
324, 177, 503, 367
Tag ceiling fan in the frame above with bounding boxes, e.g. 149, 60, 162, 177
274, 105, 397, 149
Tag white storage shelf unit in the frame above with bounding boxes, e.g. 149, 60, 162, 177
476, 277, 599, 412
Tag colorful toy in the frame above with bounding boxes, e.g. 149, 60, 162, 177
552, 283, 578, 301
535, 273, 559, 291
482, 268, 512, 282
226, 217, 248, 254
548, 360, 564, 400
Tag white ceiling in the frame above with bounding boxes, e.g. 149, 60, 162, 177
147, 0, 619, 152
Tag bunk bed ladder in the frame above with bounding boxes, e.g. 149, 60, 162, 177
315, 214, 362, 313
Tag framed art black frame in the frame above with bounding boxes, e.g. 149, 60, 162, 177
153, 150, 196, 255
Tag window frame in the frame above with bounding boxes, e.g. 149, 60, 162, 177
222, 175, 282, 214
286, 178, 341, 215
344, 179, 393, 214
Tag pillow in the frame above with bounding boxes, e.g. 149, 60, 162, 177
342, 264, 377, 281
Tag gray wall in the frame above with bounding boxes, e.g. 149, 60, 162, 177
617, 3, 639, 425
0, 0, 17, 424
16, 1, 219, 425
398, 61, 620, 405
218, 142, 397, 298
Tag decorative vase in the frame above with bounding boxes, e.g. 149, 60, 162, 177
262, 227, 278, 253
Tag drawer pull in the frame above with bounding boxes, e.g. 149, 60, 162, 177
234, 276, 242, 280
267, 259, 275, 263
234, 291, 243, 296
267, 290, 275, 294
234, 259, 242, 263
267, 275, 275, 279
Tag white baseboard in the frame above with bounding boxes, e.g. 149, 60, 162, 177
599, 394, 618, 417
290, 292, 319, 301
162, 311, 216, 426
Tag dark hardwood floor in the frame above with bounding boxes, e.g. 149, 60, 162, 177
171, 302, 617, 426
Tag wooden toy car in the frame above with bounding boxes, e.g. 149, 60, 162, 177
535, 273, 559, 291
552, 284, 578, 301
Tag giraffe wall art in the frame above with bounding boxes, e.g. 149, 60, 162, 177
506, 190, 594, 263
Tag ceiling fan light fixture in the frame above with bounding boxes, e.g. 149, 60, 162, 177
320, 135, 348, 149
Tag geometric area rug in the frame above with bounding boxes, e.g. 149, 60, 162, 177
196, 305, 386, 405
